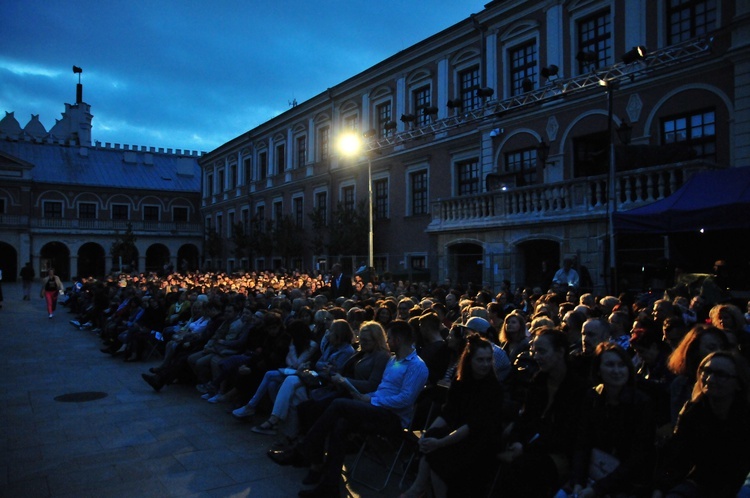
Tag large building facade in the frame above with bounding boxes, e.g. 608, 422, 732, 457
201, 0, 748, 294
0, 87, 204, 281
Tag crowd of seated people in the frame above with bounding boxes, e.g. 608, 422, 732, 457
60, 268, 750, 498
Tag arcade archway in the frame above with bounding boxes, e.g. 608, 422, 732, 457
77, 242, 106, 278
40, 242, 71, 281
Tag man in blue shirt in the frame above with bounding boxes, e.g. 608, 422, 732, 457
269, 320, 428, 497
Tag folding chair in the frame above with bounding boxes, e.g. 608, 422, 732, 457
347, 425, 419, 492
143, 331, 165, 361
348, 384, 447, 492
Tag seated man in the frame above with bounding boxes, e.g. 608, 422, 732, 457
268, 319, 428, 497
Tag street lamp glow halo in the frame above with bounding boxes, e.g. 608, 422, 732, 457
338, 133, 362, 157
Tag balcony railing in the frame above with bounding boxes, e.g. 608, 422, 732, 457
0, 214, 30, 227
27, 218, 204, 234
427, 161, 711, 232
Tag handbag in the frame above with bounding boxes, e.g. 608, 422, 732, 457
588, 447, 620, 482
299, 369, 323, 389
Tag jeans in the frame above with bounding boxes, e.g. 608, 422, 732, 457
248, 369, 285, 408
271, 375, 304, 420
300, 398, 402, 487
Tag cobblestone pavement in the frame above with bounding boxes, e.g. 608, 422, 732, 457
0, 282, 407, 497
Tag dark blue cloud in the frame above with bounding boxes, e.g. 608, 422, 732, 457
1, 0, 485, 152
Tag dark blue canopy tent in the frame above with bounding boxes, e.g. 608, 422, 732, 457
613, 166, 750, 234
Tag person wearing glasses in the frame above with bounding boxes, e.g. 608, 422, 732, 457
654, 350, 750, 497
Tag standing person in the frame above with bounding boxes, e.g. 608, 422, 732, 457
328, 263, 353, 299
40, 268, 63, 318
20, 262, 35, 301
552, 258, 580, 293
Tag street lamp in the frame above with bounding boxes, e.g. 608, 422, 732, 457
338, 133, 374, 272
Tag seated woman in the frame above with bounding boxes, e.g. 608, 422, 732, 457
666, 325, 729, 428
571, 343, 656, 497
655, 350, 750, 497
402, 333, 504, 498
709, 303, 750, 359
499, 310, 530, 364
297, 321, 391, 436
493, 327, 587, 497
227, 319, 317, 409
249, 319, 356, 437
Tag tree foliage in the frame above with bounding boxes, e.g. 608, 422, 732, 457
205, 230, 223, 259
273, 214, 305, 266
307, 206, 328, 256
111, 222, 138, 267
328, 200, 368, 257
231, 221, 251, 261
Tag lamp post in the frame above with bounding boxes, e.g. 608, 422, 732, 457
338, 133, 374, 271
604, 79, 617, 294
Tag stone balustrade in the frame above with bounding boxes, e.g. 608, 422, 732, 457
427, 161, 711, 232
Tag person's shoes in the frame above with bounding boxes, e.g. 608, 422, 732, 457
141, 373, 164, 392
70, 320, 81, 327
267, 447, 308, 467
124, 356, 140, 362
200, 392, 213, 400
232, 405, 256, 418
302, 469, 323, 486
207, 393, 228, 403
148, 366, 163, 374
196, 383, 213, 394
298, 482, 339, 497
49, 313, 53, 319
81, 321, 93, 329
100, 346, 117, 355
251, 419, 278, 435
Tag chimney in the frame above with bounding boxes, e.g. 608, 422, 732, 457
73, 66, 83, 104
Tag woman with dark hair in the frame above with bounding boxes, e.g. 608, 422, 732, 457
249, 319, 355, 436
666, 325, 729, 426
437, 323, 468, 386
629, 323, 674, 429
402, 333, 504, 498
655, 351, 750, 497
571, 343, 656, 497
375, 302, 393, 328
493, 327, 587, 497
40, 267, 64, 318
499, 310, 530, 364
228, 319, 317, 410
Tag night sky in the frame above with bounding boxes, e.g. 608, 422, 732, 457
1, 0, 486, 153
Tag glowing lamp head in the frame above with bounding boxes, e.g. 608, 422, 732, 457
338, 133, 361, 157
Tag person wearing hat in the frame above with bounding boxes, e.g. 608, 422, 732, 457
463, 316, 511, 382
